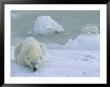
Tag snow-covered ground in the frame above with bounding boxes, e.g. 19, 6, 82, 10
11, 34, 100, 77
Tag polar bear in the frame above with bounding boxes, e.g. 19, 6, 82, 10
14, 37, 46, 71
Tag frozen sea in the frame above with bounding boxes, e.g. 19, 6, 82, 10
11, 10, 100, 77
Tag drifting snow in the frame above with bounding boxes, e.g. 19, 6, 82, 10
32, 16, 64, 35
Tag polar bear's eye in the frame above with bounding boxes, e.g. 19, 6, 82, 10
27, 57, 29, 59
40, 57, 42, 59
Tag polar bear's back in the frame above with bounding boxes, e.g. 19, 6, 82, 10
23, 37, 39, 45
22, 37, 41, 51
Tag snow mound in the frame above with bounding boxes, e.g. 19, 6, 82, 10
47, 34, 100, 50
64, 34, 100, 50
32, 16, 64, 35
81, 25, 99, 35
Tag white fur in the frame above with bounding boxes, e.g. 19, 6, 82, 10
14, 37, 46, 70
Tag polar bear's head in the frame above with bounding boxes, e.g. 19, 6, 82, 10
24, 46, 43, 71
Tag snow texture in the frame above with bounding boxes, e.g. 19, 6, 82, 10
11, 33, 100, 77
32, 16, 64, 35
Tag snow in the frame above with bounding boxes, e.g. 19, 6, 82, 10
32, 16, 64, 35
47, 34, 100, 50
11, 34, 100, 77
11, 49, 100, 77
64, 34, 100, 50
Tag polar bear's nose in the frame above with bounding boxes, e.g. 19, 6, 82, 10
33, 67, 37, 71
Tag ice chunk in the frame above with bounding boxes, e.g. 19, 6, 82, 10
33, 16, 64, 35
81, 25, 99, 35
